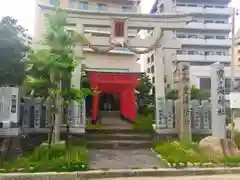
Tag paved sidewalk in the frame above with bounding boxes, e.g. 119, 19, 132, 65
90, 174, 240, 180
89, 149, 166, 170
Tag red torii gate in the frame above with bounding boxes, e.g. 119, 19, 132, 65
87, 70, 141, 123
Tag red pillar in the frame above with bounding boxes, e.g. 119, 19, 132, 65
124, 86, 136, 121
92, 92, 99, 123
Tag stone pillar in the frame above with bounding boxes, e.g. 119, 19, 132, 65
211, 62, 226, 139
71, 23, 85, 131
179, 62, 191, 140
162, 0, 174, 87
34, 97, 42, 128
154, 45, 166, 129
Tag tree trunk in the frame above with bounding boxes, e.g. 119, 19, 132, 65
54, 81, 62, 143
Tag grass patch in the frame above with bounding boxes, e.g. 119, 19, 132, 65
154, 139, 240, 166
132, 114, 154, 133
0, 142, 88, 172
154, 140, 214, 165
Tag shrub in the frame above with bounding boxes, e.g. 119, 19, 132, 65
1, 143, 88, 172
133, 114, 154, 133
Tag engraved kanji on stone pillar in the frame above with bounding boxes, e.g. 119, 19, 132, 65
211, 62, 226, 138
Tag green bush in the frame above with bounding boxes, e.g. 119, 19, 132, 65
234, 134, 240, 149
133, 114, 154, 133
1, 143, 88, 172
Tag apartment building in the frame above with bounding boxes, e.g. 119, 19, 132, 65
143, 0, 235, 93
35, 0, 141, 72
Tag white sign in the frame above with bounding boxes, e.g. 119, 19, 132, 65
229, 92, 240, 109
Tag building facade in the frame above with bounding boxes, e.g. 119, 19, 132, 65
35, 0, 141, 73
143, 0, 234, 93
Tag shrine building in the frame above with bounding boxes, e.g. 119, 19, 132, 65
35, 0, 143, 123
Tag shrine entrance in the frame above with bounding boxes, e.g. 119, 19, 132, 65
87, 70, 141, 124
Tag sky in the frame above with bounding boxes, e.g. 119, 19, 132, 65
0, 0, 239, 37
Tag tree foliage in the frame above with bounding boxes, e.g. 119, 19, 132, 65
24, 1, 91, 144
136, 73, 154, 114
0, 16, 28, 86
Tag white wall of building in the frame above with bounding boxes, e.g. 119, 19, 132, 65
141, 0, 233, 90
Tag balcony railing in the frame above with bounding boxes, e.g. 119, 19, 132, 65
176, 37, 231, 47
176, 5, 232, 15
69, 4, 135, 13
176, 52, 230, 63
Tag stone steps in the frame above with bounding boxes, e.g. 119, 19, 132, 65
86, 128, 148, 134
86, 129, 153, 149
87, 140, 152, 149
86, 133, 152, 141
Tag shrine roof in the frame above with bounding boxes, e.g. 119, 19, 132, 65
85, 68, 143, 74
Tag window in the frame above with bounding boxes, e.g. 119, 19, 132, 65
147, 68, 150, 73
225, 78, 231, 94
188, 51, 198, 55
176, 50, 186, 54
151, 65, 154, 73
151, 54, 154, 62
114, 21, 125, 37
79, 2, 88, 10
204, 20, 214, 24
177, 4, 186, 7
215, 20, 225, 24
216, 36, 225, 40
204, 35, 214, 39
199, 78, 211, 90
215, 6, 225, 8
68, 0, 75, 8
152, 76, 155, 83
176, 34, 186, 38
147, 57, 150, 64
188, 35, 197, 38
204, 51, 214, 56
188, 4, 197, 7
97, 3, 107, 11
50, 0, 55, 5
204, 5, 213, 8
121, 6, 132, 12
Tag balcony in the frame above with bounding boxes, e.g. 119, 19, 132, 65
177, 38, 231, 47
83, 47, 134, 55
185, 22, 204, 29
176, 53, 230, 63
205, 55, 230, 63
204, 23, 231, 31
176, 6, 203, 13
77, 4, 135, 13
204, 7, 233, 16
205, 39, 231, 47
178, 38, 205, 46
176, 54, 205, 62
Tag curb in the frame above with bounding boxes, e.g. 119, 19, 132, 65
1, 168, 240, 179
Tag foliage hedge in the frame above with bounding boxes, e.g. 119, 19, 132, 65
0, 142, 88, 172
133, 114, 154, 133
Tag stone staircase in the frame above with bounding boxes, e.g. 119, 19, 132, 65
86, 129, 153, 149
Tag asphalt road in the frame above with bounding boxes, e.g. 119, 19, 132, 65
91, 174, 240, 180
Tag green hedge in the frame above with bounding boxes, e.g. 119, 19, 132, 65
0, 142, 88, 172
133, 114, 154, 133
